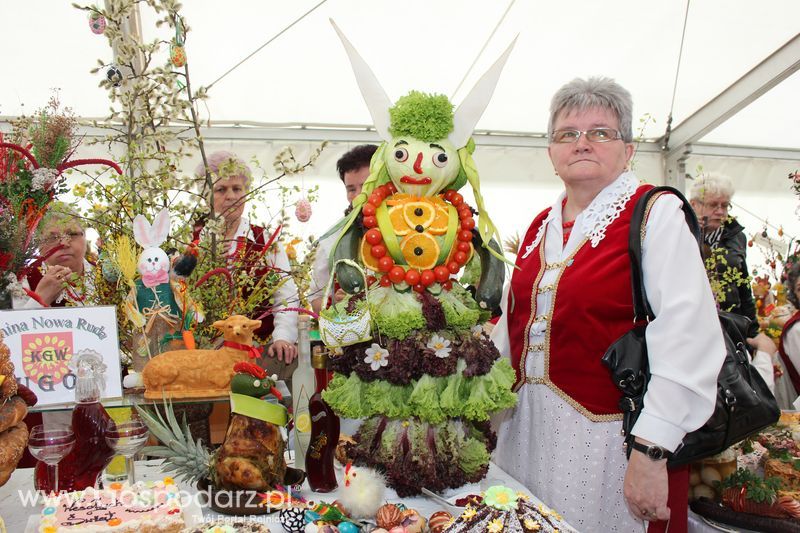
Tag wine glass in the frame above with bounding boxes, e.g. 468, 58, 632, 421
28, 425, 75, 494
104, 418, 149, 484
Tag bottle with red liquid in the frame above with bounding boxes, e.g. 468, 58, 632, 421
305, 346, 339, 492
35, 350, 116, 492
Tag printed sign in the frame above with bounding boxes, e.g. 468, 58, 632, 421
0, 306, 122, 406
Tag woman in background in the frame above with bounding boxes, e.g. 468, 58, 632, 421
193, 150, 299, 373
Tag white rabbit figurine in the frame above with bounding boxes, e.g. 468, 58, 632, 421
123, 208, 201, 385
133, 208, 171, 288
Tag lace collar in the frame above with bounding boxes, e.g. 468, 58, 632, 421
521, 172, 639, 258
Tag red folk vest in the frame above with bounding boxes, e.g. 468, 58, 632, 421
507, 184, 653, 418
779, 311, 800, 392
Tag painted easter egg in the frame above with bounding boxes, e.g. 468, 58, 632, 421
375, 503, 403, 529
280, 507, 306, 533
428, 510, 453, 533
89, 13, 106, 34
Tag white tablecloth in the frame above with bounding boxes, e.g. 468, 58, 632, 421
0, 459, 577, 532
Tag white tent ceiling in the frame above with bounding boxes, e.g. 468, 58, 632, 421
1, 1, 799, 275
1, 0, 799, 148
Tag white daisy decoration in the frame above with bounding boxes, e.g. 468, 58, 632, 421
427, 334, 452, 358
471, 324, 484, 339
364, 343, 389, 371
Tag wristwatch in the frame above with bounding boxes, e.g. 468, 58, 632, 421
630, 440, 671, 461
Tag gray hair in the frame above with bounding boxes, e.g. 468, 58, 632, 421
195, 150, 252, 187
688, 173, 735, 202
548, 76, 633, 142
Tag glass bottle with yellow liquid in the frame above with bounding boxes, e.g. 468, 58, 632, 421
291, 315, 314, 470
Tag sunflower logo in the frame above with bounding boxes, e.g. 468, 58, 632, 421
21, 332, 74, 386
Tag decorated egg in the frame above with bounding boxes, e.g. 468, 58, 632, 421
317, 525, 340, 533
305, 510, 322, 523
376, 503, 403, 529
89, 12, 106, 34
428, 510, 453, 533
400, 509, 426, 533
337, 523, 359, 533
280, 507, 306, 533
106, 66, 123, 87
295, 197, 312, 222
170, 43, 187, 68
331, 500, 349, 516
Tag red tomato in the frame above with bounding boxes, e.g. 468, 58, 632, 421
461, 217, 475, 231
458, 206, 472, 219
450, 193, 463, 207
371, 244, 387, 258
368, 193, 383, 206
377, 256, 394, 272
379, 275, 392, 287
413, 283, 425, 293
386, 182, 398, 194
453, 251, 468, 264
362, 203, 376, 217
447, 261, 460, 274
420, 269, 436, 286
365, 229, 383, 245
444, 189, 457, 202
434, 266, 450, 283
442, 280, 453, 291
363, 216, 378, 228
458, 230, 473, 242
404, 269, 421, 286
367, 275, 377, 286
388, 266, 406, 284
457, 241, 471, 253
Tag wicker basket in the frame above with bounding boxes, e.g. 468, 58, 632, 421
318, 259, 372, 349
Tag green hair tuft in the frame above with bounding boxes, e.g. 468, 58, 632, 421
389, 91, 454, 143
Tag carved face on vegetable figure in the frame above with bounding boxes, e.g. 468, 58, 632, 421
386, 137, 460, 197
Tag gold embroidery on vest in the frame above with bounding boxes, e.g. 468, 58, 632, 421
538, 237, 624, 422
515, 241, 547, 392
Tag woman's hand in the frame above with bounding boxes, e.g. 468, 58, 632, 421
747, 332, 777, 356
267, 340, 297, 364
624, 440, 670, 522
36, 265, 72, 305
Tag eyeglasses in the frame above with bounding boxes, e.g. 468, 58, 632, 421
41, 230, 85, 246
697, 200, 732, 212
551, 128, 623, 144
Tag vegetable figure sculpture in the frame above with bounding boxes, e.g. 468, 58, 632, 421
319, 22, 517, 496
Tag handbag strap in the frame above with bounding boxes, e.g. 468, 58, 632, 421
629, 186, 703, 322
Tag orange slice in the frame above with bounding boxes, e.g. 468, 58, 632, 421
403, 201, 436, 229
360, 236, 381, 271
388, 206, 412, 235
385, 193, 411, 207
428, 205, 450, 235
400, 233, 440, 270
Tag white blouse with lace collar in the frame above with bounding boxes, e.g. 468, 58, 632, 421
522, 171, 639, 258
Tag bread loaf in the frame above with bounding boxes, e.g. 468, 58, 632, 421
0, 397, 26, 434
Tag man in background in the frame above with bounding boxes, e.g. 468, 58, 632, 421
310, 144, 376, 314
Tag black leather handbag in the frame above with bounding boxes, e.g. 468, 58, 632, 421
601, 185, 779, 466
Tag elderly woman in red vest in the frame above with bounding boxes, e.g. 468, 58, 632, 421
491, 77, 725, 532
193, 151, 298, 366
14, 205, 92, 308
776, 263, 800, 407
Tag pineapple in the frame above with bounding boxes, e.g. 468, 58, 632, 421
135, 377, 288, 491
135, 401, 216, 486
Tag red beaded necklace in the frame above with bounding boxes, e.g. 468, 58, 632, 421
360, 184, 475, 293
561, 198, 575, 245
